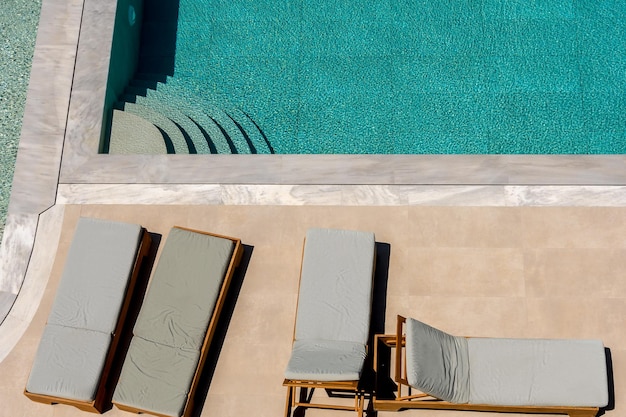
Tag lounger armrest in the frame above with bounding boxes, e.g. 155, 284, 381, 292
395, 315, 407, 385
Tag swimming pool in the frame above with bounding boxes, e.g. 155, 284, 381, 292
111, 0, 626, 155
0, 0, 41, 243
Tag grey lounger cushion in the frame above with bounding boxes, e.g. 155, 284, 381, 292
47, 217, 143, 333
468, 338, 609, 407
113, 227, 236, 417
405, 317, 609, 408
132, 227, 235, 350
405, 318, 470, 403
26, 324, 112, 402
285, 228, 376, 381
26, 217, 144, 402
284, 339, 367, 381
111, 337, 201, 417
294, 228, 376, 344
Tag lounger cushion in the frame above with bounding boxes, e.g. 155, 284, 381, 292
284, 339, 367, 381
112, 336, 201, 417
114, 228, 239, 416
47, 217, 143, 334
405, 318, 470, 404
26, 324, 111, 401
294, 228, 375, 345
468, 338, 609, 407
133, 227, 235, 350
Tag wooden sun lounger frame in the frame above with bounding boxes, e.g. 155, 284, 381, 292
372, 315, 601, 417
113, 227, 243, 417
24, 228, 152, 414
283, 233, 375, 417
283, 379, 367, 417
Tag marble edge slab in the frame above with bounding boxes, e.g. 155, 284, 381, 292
56, 184, 626, 207
7, 0, 83, 217
60, 154, 626, 185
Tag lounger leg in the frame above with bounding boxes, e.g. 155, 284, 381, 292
284, 386, 293, 417
357, 391, 365, 417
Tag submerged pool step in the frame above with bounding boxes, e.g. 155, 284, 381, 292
108, 109, 168, 154
143, 86, 245, 154
148, 78, 274, 154
121, 79, 215, 154
145, 84, 253, 154
114, 74, 275, 154
226, 107, 275, 154
127, 92, 212, 154
122, 77, 235, 153
114, 101, 191, 154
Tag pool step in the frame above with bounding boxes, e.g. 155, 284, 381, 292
114, 101, 191, 153
135, 73, 274, 153
123, 91, 212, 154
226, 107, 275, 154
143, 76, 274, 154
121, 84, 229, 154
143, 85, 251, 154
111, 74, 275, 154
108, 109, 168, 154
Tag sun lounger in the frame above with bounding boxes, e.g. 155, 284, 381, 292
112, 226, 243, 417
283, 228, 376, 417
373, 315, 609, 417
24, 217, 152, 413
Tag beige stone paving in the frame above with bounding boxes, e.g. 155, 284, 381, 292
0, 204, 622, 417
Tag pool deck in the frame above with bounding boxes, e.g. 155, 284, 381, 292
0, 0, 624, 416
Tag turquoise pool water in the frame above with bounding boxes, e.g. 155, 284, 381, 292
162, 0, 626, 154
0, 0, 41, 243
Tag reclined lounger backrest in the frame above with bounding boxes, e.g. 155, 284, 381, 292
25, 217, 149, 412
405, 317, 609, 408
112, 227, 243, 417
